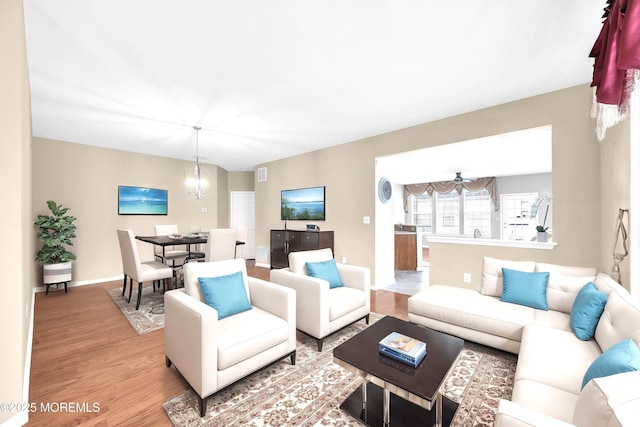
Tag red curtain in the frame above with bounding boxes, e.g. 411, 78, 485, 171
590, 0, 640, 140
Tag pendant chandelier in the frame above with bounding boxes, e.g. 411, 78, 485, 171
184, 125, 212, 199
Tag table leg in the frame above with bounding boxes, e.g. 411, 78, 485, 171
360, 379, 368, 423
383, 384, 390, 427
434, 392, 442, 427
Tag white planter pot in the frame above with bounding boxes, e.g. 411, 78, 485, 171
43, 261, 72, 285
537, 232, 549, 243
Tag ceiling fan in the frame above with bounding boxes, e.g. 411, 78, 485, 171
453, 172, 475, 183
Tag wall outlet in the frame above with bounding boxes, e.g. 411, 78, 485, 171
463, 273, 471, 283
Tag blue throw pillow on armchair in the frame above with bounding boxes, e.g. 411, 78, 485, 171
198, 271, 252, 319
305, 259, 344, 288
500, 268, 550, 310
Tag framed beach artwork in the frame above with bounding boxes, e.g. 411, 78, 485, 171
118, 185, 168, 215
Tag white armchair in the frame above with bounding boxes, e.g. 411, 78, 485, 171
164, 258, 296, 417
270, 248, 370, 351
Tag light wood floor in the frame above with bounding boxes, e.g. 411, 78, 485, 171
28, 262, 409, 426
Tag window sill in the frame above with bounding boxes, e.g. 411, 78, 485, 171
426, 236, 556, 250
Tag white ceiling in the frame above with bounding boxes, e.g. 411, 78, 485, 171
23, 0, 603, 172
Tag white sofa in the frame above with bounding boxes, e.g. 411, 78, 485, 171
165, 259, 297, 417
270, 248, 370, 351
408, 257, 640, 426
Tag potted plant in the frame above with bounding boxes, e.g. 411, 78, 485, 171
34, 200, 77, 291
531, 192, 551, 243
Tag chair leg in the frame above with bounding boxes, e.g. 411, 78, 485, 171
365, 314, 370, 324
199, 396, 207, 417
290, 350, 296, 365
316, 338, 323, 352
165, 356, 172, 368
136, 282, 143, 310
122, 275, 128, 296
127, 278, 133, 303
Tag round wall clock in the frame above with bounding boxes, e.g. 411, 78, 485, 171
378, 177, 392, 203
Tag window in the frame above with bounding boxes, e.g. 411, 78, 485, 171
412, 194, 432, 233
464, 189, 492, 237
410, 189, 492, 237
436, 191, 460, 235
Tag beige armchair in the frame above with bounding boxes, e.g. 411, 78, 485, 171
270, 248, 370, 351
164, 258, 297, 417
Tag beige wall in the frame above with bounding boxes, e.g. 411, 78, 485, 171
599, 118, 631, 286
31, 138, 232, 285
257, 84, 630, 289
1, 0, 32, 424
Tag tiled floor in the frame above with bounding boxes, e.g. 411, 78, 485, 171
381, 268, 430, 296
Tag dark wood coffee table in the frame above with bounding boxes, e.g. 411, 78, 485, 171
333, 316, 464, 427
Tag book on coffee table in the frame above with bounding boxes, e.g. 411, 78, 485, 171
378, 331, 427, 367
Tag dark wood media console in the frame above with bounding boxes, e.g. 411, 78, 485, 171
270, 229, 334, 269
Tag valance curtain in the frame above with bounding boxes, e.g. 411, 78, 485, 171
590, 0, 640, 141
403, 177, 498, 212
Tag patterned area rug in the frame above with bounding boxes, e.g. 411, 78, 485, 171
106, 285, 165, 335
162, 313, 517, 426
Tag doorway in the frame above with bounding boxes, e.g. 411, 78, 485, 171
230, 191, 256, 259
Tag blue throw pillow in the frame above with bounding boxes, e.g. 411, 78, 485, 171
582, 338, 640, 389
500, 268, 549, 310
197, 271, 252, 319
305, 259, 344, 288
570, 282, 608, 340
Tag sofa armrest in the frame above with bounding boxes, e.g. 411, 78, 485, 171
164, 289, 219, 397
248, 277, 296, 323
495, 399, 576, 427
270, 268, 329, 337
336, 263, 370, 293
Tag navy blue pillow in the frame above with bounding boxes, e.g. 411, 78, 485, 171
500, 268, 549, 310
305, 259, 344, 288
570, 282, 608, 340
198, 271, 252, 319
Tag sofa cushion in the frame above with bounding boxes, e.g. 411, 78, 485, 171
408, 285, 534, 341
535, 263, 597, 314
595, 291, 640, 352
328, 287, 366, 321
481, 257, 535, 297
517, 324, 601, 395
305, 259, 344, 288
510, 379, 580, 424
288, 248, 333, 275
198, 272, 252, 320
573, 371, 640, 427
217, 307, 289, 370
533, 309, 571, 332
501, 268, 549, 310
570, 283, 608, 341
582, 338, 640, 389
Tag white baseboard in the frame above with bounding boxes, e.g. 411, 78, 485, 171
34, 275, 124, 293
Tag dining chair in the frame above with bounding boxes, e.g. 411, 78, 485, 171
116, 229, 173, 310
153, 224, 189, 266
204, 228, 238, 262
235, 227, 248, 259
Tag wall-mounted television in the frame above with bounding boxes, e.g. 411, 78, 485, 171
281, 186, 325, 221
118, 185, 168, 215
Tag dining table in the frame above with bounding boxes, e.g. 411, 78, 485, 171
135, 234, 245, 260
